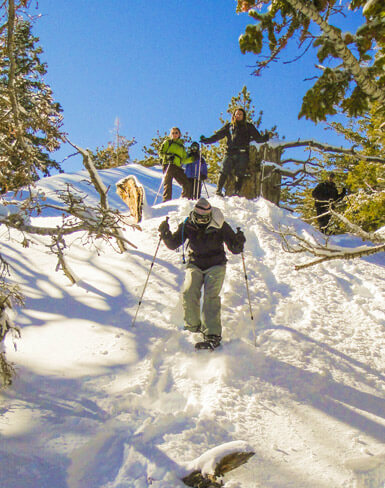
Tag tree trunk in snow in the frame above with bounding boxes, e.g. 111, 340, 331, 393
225, 144, 283, 205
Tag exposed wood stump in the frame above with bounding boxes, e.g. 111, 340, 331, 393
225, 144, 283, 205
116, 175, 144, 223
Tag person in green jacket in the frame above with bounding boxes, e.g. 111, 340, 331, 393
159, 127, 190, 202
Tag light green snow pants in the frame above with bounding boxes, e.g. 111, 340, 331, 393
182, 264, 226, 337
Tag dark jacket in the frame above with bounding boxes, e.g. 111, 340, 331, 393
312, 181, 343, 203
204, 122, 268, 153
162, 207, 243, 270
184, 155, 208, 179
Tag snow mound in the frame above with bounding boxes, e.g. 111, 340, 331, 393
1, 166, 384, 488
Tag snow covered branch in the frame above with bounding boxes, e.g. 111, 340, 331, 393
270, 139, 385, 164
0, 134, 144, 385
330, 207, 385, 244
67, 139, 131, 253
0, 142, 140, 290
274, 221, 385, 270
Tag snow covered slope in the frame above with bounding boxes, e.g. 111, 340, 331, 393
1, 164, 384, 488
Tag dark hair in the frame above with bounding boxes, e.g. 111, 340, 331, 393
231, 107, 247, 124
190, 141, 200, 152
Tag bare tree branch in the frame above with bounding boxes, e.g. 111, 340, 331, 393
271, 212, 384, 270
294, 243, 385, 270
270, 139, 385, 164
66, 138, 130, 253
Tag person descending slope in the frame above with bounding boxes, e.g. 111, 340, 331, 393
158, 198, 245, 350
184, 141, 208, 199
200, 107, 269, 197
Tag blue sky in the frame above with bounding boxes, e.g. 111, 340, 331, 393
32, 1, 362, 173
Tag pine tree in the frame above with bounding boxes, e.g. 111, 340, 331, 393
291, 103, 385, 233
92, 119, 136, 170
0, 9, 64, 192
238, 0, 385, 121
323, 107, 385, 232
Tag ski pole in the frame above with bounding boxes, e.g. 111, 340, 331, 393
131, 218, 168, 327
241, 252, 254, 321
196, 144, 203, 199
240, 247, 260, 347
193, 176, 198, 200
153, 164, 170, 205
203, 181, 210, 198
237, 227, 253, 321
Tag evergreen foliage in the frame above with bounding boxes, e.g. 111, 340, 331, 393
0, 14, 64, 192
237, 0, 385, 121
321, 109, 385, 232
237, 1, 384, 234
0, 4, 140, 386
91, 119, 136, 170
291, 106, 385, 233
92, 137, 136, 171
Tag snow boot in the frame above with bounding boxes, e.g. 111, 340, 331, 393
215, 174, 227, 197
233, 176, 243, 196
195, 335, 221, 351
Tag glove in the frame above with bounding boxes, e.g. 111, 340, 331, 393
200, 135, 208, 143
165, 154, 175, 164
158, 219, 170, 237
235, 229, 246, 250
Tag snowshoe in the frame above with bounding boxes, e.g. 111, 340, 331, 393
195, 335, 221, 351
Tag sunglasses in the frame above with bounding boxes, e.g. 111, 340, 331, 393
193, 211, 211, 225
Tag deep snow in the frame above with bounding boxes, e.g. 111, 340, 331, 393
0, 164, 384, 488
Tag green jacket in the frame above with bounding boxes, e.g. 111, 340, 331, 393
159, 138, 187, 167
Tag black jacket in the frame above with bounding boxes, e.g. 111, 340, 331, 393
312, 181, 342, 203
162, 208, 243, 270
204, 122, 268, 153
